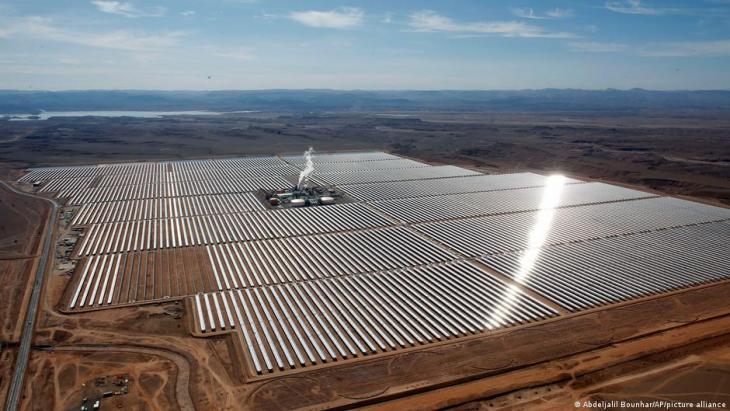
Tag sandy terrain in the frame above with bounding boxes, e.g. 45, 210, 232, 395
0, 183, 48, 342
581, 344, 730, 411
22, 348, 180, 410
449, 332, 730, 410
0, 348, 18, 407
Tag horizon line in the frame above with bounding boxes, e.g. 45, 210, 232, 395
2, 88, 730, 93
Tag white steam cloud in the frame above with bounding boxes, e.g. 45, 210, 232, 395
297, 147, 314, 189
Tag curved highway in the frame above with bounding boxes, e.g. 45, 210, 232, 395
1, 181, 58, 411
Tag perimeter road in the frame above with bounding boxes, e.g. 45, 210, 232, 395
1, 181, 58, 411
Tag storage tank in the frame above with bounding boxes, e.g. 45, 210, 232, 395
319, 196, 335, 205
291, 198, 306, 207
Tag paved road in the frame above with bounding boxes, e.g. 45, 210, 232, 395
1, 181, 58, 411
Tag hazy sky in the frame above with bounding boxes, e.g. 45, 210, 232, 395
1, 0, 729, 90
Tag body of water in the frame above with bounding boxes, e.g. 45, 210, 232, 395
2, 110, 254, 121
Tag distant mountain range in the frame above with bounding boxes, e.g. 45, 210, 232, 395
1, 89, 730, 113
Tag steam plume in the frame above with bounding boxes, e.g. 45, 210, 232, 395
297, 147, 314, 189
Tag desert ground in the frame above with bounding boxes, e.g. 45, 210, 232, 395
1, 111, 729, 410
0, 182, 48, 408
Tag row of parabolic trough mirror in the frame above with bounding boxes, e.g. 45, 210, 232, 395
19, 151, 730, 376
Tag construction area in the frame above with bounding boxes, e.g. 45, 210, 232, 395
11, 150, 730, 410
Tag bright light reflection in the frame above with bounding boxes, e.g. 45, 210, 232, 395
487, 174, 566, 328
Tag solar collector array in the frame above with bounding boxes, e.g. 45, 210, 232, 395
94, 162, 166, 176
94, 166, 300, 187
69, 225, 455, 310
173, 156, 288, 171
76, 203, 393, 256
95, 172, 166, 187
205, 227, 456, 288
69, 175, 291, 204
20, 155, 289, 184
68, 246, 222, 309
39, 177, 95, 198
341, 172, 583, 202
193, 261, 558, 374
372, 182, 656, 223
72, 192, 264, 225
416, 196, 730, 257
165, 166, 299, 183
281, 151, 401, 165
19, 165, 99, 181
315, 165, 481, 186
301, 159, 429, 175
69, 253, 124, 309
19, 162, 164, 181
481, 222, 730, 312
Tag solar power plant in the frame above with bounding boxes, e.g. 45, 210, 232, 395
307, 159, 430, 175
481, 222, 730, 311
280, 151, 401, 165
191, 261, 558, 374
68, 226, 455, 309
68, 175, 293, 205
339, 172, 584, 201
72, 192, 266, 225
414, 196, 730, 257
370, 181, 658, 223
74, 203, 391, 255
22, 151, 730, 377
315, 165, 482, 185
